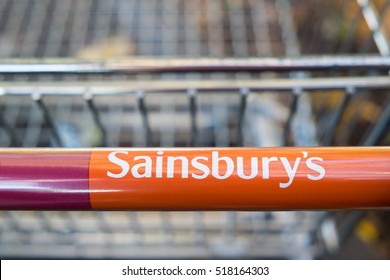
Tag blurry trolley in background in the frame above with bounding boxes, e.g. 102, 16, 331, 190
0, 0, 389, 259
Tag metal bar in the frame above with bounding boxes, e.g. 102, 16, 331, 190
0, 0, 13, 41
322, 88, 355, 146
136, 90, 152, 147
34, 0, 56, 57
84, 90, 107, 146
227, 0, 249, 57
237, 88, 249, 146
0, 106, 20, 147
58, 0, 77, 57
32, 92, 62, 147
68, 0, 92, 55
84, 0, 98, 49
213, 98, 230, 147
45, 0, 73, 57
158, 100, 175, 147
249, 0, 272, 56
362, 96, 390, 146
293, 93, 319, 146
360, 1, 390, 53
276, 0, 319, 148
9, 0, 34, 58
22, 96, 44, 147
16, 0, 44, 57
106, 97, 124, 147
188, 88, 197, 147
284, 88, 301, 146
1, 56, 390, 74
276, 0, 300, 57
1, 76, 390, 95
1, 96, 22, 147
357, 0, 390, 56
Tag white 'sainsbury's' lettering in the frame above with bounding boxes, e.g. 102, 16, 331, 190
279, 157, 301, 188
106, 150, 326, 188
191, 156, 209, 179
107, 151, 129, 178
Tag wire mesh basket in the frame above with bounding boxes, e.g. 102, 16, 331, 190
0, 0, 389, 259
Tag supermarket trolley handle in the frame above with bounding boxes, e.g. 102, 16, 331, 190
0, 147, 389, 211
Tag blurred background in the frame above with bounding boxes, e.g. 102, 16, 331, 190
0, 0, 389, 259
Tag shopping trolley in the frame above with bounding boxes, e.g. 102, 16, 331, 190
0, 0, 389, 259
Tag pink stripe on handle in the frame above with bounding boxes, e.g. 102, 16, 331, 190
0, 151, 91, 210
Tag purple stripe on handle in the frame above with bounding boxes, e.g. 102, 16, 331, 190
0, 151, 91, 210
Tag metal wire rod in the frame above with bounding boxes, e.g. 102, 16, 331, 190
188, 88, 198, 147
362, 97, 390, 145
1, 76, 389, 95
84, 89, 107, 147
237, 88, 249, 146
357, 0, 390, 56
360, 1, 390, 53
322, 88, 355, 146
0, 106, 20, 147
284, 88, 301, 146
32, 92, 62, 147
0, 56, 390, 74
136, 90, 152, 147
276, 0, 300, 57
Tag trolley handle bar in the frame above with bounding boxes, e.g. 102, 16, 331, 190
0, 147, 389, 211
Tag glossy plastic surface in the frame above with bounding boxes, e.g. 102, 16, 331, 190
0, 147, 389, 210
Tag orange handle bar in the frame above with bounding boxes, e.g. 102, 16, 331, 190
0, 147, 389, 210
